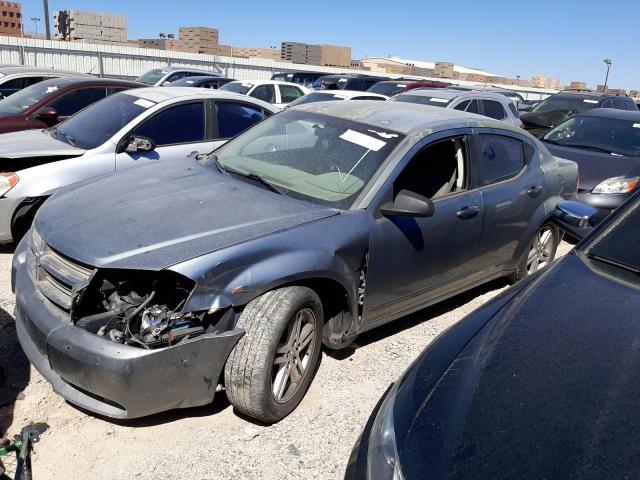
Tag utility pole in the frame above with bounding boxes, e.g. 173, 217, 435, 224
43, 0, 51, 39
603, 58, 612, 92
30, 17, 40, 36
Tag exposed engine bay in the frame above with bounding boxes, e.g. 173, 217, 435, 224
71, 270, 229, 350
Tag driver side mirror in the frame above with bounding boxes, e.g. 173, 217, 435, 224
36, 107, 59, 124
552, 200, 607, 240
380, 190, 435, 218
122, 135, 156, 153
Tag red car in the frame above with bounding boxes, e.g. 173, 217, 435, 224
366, 79, 450, 97
0, 76, 143, 134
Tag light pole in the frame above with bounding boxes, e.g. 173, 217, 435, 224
603, 58, 612, 92
30, 17, 40, 36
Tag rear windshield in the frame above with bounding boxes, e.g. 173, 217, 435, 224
367, 82, 407, 96
135, 69, 168, 85
0, 80, 65, 114
391, 94, 451, 107
220, 82, 252, 95
533, 94, 598, 114
288, 92, 347, 107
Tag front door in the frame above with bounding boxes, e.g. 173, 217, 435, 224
363, 133, 483, 326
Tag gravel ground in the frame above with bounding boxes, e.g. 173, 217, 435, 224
1, 241, 572, 480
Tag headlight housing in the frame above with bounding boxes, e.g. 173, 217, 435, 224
0, 172, 18, 197
592, 176, 639, 194
367, 382, 404, 480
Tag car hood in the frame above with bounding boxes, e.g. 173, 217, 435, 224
395, 253, 640, 479
521, 109, 576, 129
35, 160, 339, 270
0, 129, 85, 159
544, 142, 640, 190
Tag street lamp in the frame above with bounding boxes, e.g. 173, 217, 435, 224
603, 58, 612, 92
30, 17, 40, 36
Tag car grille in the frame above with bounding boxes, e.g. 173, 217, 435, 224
31, 230, 94, 311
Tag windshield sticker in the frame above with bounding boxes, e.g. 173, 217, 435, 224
186, 80, 194, 84
430, 98, 449, 103
583, 99, 598, 104
340, 129, 386, 151
634, 123, 640, 128
396, 84, 406, 87
45, 86, 59, 93
241, 83, 253, 88
368, 129, 399, 139
338, 79, 348, 83
332, 94, 347, 100
134, 98, 155, 109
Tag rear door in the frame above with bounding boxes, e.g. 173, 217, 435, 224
277, 84, 304, 107
249, 84, 276, 105
115, 100, 214, 170
469, 129, 543, 276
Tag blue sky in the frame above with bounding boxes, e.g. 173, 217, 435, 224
18, 0, 640, 90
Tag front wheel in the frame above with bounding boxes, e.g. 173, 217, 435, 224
224, 286, 323, 423
510, 223, 560, 283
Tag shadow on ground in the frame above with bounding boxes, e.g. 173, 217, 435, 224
0, 306, 30, 437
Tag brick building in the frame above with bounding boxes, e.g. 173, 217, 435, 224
54, 10, 127, 44
0, 1, 22, 37
179, 26, 219, 55
281, 41, 351, 68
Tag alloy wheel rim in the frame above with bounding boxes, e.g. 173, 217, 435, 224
526, 227, 554, 275
272, 308, 316, 403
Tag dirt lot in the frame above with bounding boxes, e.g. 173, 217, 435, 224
1, 242, 572, 480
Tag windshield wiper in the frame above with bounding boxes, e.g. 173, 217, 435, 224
587, 252, 640, 274
237, 171, 289, 196
562, 143, 616, 155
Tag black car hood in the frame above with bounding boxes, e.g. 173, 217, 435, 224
396, 253, 640, 479
521, 109, 576, 130
35, 160, 339, 270
545, 142, 640, 190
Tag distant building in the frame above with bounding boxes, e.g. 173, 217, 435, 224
531, 75, 561, 90
630, 90, 640, 98
567, 81, 588, 90
0, 1, 22, 37
354, 56, 496, 82
596, 84, 627, 94
54, 9, 127, 44
220, 45, 281, 60
433, 62, 454, 78
178, 26, 219, 55
137, 38, 182, 51
281, 41, 351, 68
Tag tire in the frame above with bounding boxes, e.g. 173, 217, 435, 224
510, 222, 560, 283
224, 286, 323, 423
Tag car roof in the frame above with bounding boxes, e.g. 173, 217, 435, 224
399, 88, 510, 102
293, 100, 513, 135
307, 90, 388, 99
125, 86, 278, 110
0, 66, 92, 76
580, 107, 640, 120
553, 90, 609, 99
150, 66, 213, 74
170, 76, 232, 84
33, 76, 143, 89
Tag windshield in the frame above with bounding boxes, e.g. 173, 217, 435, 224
52, 93, 148, 150
288, 92, 347, 107
544, 115, 640, 156
585, 199, 640, 283
391, 94, 451, 107
220, 82, 252, 95
136, 69, 169, 85
205, 110, 405, 209
0, 81, 64, 115
367, 83, 406, 97
532, 94, 598, 114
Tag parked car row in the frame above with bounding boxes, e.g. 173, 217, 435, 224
1, 64, 638, 479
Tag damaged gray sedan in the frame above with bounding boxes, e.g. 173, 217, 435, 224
12, 102, 577, 422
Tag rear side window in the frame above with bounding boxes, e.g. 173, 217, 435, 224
600, 99, 613, 108
278, 85, 303, 103
611, 98, 626, 110
48, 87, 107, 116
454, 99, 480, 114
482, 100, 507, 120
476, 134, 525, 185
133, 101, 205, 146
625, 99, 638, 111
250, 84, 276, 103
215, 101, 264, 139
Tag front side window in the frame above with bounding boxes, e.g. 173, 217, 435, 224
165, 72, 189, 83
475, 134, 525, 185
0, 77, 26, 96
278, 85, 303, 103
133, 102, 206, 146
250, 84, 276, 103
215, 101, 264, 139
48, 87, 107, 117
206, 110, 405, 209
135, 69, 168, 85
482, 100, 507, 120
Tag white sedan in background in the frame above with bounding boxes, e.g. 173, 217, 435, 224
287, 89, 388, 107
0, 87, 278, 242
220, 80, 310, 108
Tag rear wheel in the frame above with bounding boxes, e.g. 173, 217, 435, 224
224, 286, 323, 423
510, 223, 559, 282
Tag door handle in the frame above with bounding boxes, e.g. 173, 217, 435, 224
456, 205, 480, 219
527, 185, 543, 197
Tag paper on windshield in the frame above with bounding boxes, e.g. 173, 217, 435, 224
583, 99, 598, 104
634, 123, 640, 128
134, 98, 155, 108
340, 129, 386, 151
46, 86, 59, 93
430, 98, 449, 103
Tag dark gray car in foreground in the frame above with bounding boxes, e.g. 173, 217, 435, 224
12, 102, 577, 422
346, 191, 640, 480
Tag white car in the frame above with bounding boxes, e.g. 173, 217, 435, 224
220, 80, 310, 108
0, 66, 91, 97
287, 89, 388, 107
391, 88, 524, 127
0, 87, 278, 242
135, 66, 217, 86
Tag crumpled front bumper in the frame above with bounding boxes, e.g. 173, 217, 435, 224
12, 238, 244, 419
